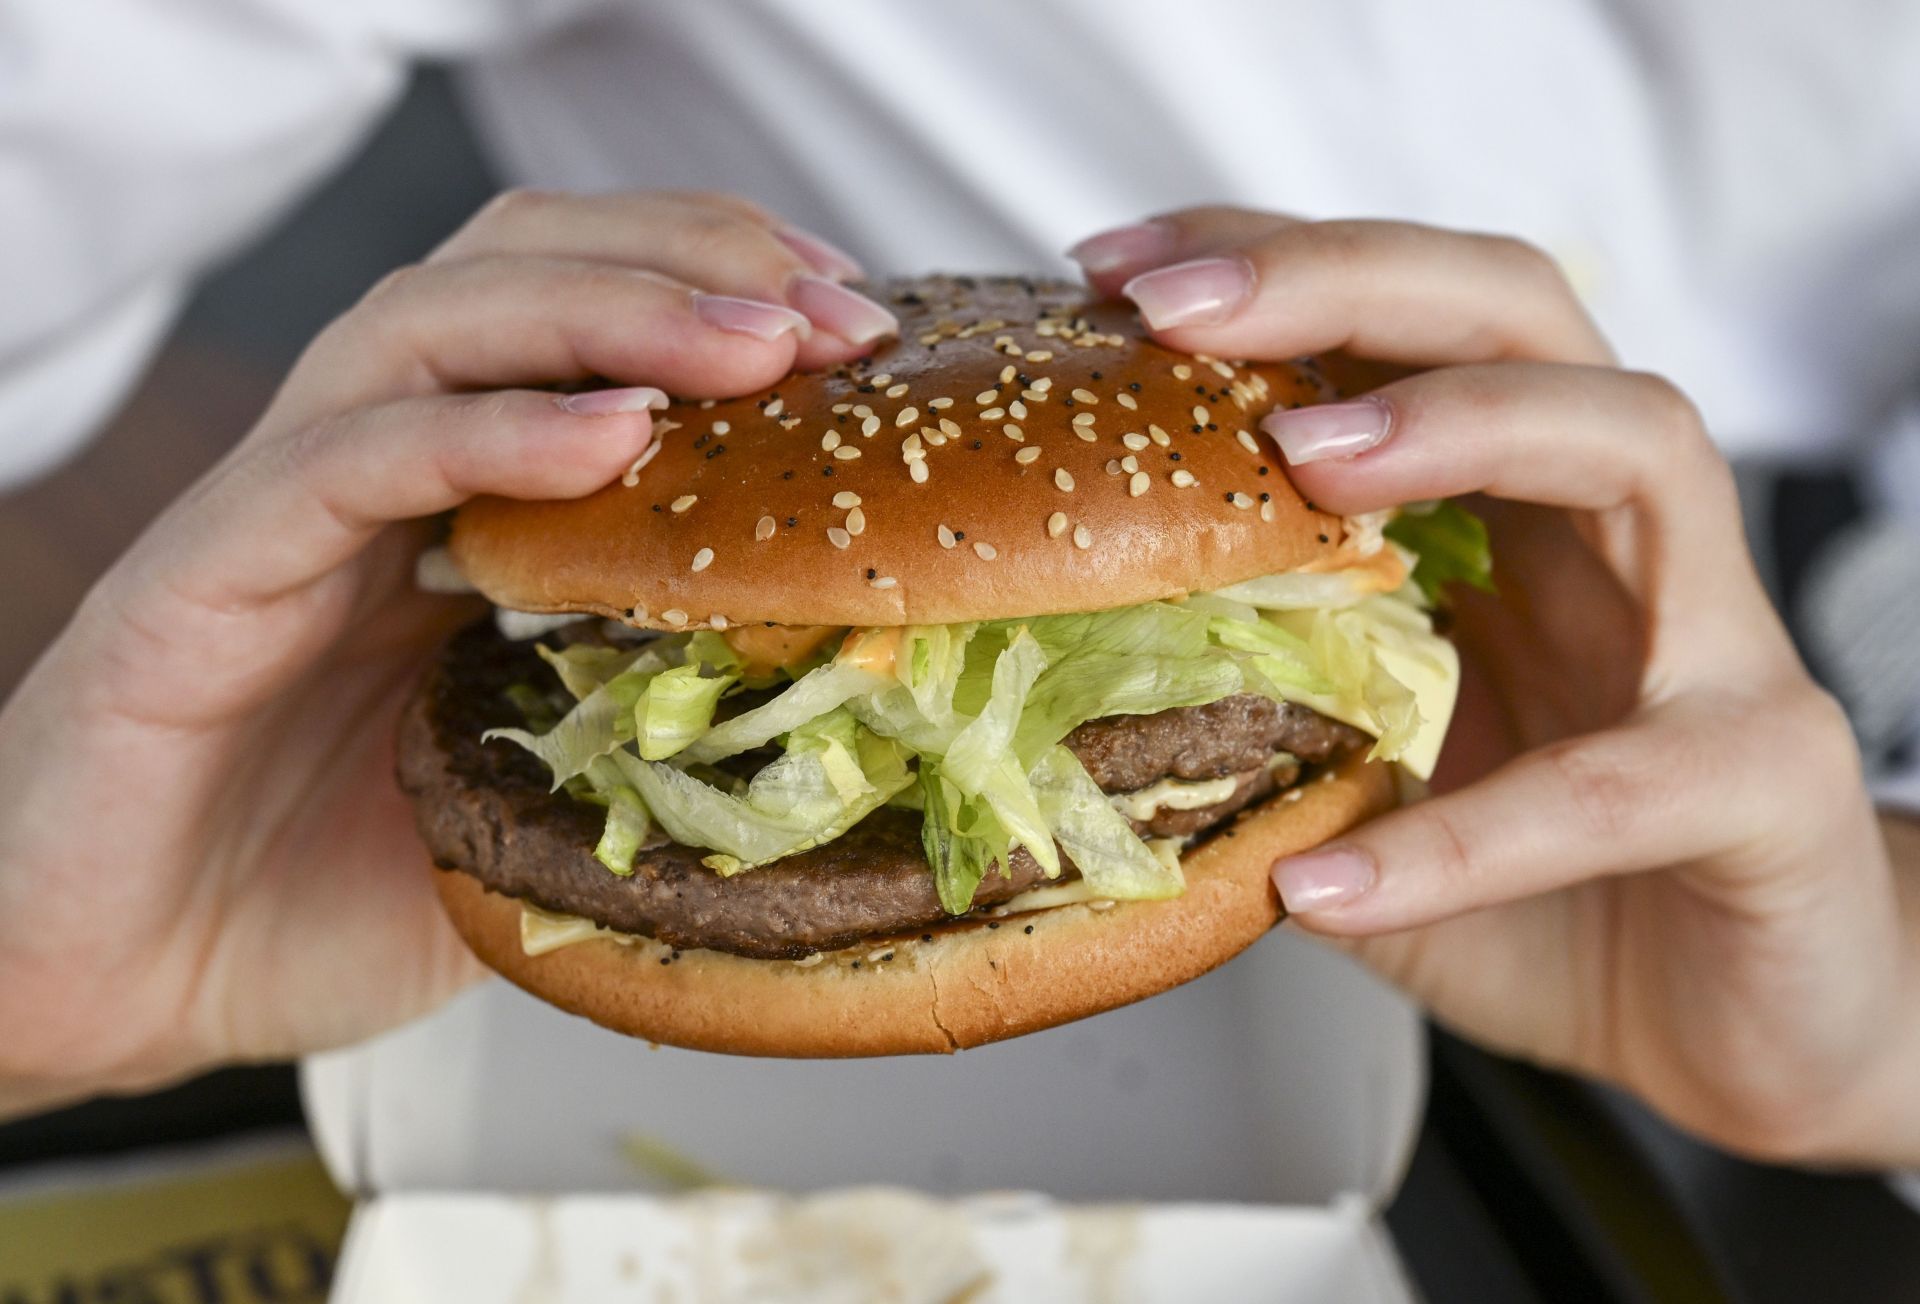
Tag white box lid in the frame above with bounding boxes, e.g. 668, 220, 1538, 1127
304, 930, 1424, 1211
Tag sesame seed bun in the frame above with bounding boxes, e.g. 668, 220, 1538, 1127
431, 752, 1395, 1057
449, 276, 1359, 629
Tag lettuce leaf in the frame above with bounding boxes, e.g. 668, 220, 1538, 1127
1029, 746, 1183, 900
631, 662, 736, 760
1384, 500, 1494, 602
676, 661, 882, 765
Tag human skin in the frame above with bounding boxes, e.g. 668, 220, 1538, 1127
0, 191, 895, 1119
1075, 210, 1920, 1167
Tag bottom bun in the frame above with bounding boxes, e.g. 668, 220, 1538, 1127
435, 753, 1396, 1057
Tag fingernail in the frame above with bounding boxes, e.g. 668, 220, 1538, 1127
774, 225, 864, 280
1066, 220, 1177, 277
692, 293, 812, 341
787, 274, 899, 346
1273, 846, 1376, 913
1259, 397, 1393, 465
555, 385, 669, 416
1120, 256, 1254, 329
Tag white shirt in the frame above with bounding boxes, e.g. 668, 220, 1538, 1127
6, 0, 1920, 1206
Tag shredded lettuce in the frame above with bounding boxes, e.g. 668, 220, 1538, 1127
488, 506, 1474, 912
1384, 500, 1494, 602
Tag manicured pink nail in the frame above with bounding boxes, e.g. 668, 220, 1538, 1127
788, 274, 899, 346
1066, 220, 1177, 277
692, 293, 812, 341
775, 225, 864, 281
1260, 397, 1393, 465
1121, 256, 1254, 329
555, 386, 668, 416
1273, 846, 1376, 913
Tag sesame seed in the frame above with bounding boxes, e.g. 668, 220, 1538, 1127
1021, 389, 1046, 403
690, 547, 714, 572
764, 398, 784, 418
895, 407, 918, 428
1105, 459, 1122, 474
1148, 424, 1170, 443
834, 445, 861, 460
1171, 469, 1198, 488
699, 399, 716, 409
822, 430, 841, 452
1032, 377, 1054, 392
973, 541, 998, 560
980, 407, 1006, 421
852, 404, 872, 417
1054, 468, 1075, 491
1236, 430, 1260, 455
1232, 492, 1255, 509
712, 421, 731, 435
885, 383, 909, 399
1025, 350, 1052, 363
846, 506, 867, 536
928, 397, 954, 410
1129, 471, 1149, 497
1121, 454, 1140, 473
871, 373, 892, 386
1075, 427, 1098, 443
663, 608, 688, 627
1071, 388, 1099, 404
670, 494, 698, 513
870, 575, 897, 589
1071, 412, 1097, 427
1260, 500, 1276, 522
909, 458, 929, 483
1122, 432, 1149, 451
999, 365, 1017, 384
937, 524, 957, 549
1192, 405, 1210, 425
939, 417, 961, 439
828, 526, 852, 549
833, 491, 861, 508
1009, 400, 1028, 419
1073, 524, 1092, 549
1172, 364, 1194, 380
831, 402, 852, 414
620, 440, 662, 486
755, 515, 776, 541
1047, 511, 1068, 537
1116, 392, 1138, 410
1003, 423, 1025, 441
975, 389, 999, 405
1015, 446, 1042, 465
860, 415, 881, 437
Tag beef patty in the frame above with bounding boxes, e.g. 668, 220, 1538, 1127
398, 621, 1367, 958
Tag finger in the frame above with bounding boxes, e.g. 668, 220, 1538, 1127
429, 190, 891, 367
1258, 361, 1786, 677
275, 255, 811, 425
1270, 694, 1798, 936
1111, 218, 1612, 367
118, 386, 660, 624
1068, 206, 1297, 294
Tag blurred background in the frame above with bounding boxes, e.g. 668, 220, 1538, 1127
2, 67, 1917, 1304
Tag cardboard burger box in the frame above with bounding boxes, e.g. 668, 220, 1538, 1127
305, 928, 1426, 1301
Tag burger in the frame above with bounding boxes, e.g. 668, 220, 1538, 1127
398, 276, 1485, 1057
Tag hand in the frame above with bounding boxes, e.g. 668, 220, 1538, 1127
0, 191, 899, 1116
1073, 211, 1920, 1167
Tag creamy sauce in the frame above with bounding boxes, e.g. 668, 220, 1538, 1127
721, 623, 845, 675
1106, 774, 1240, 821
838, 626, 906, 677
999, 839, 1183, 915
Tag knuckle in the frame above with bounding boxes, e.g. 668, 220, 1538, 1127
474, 186, 558, 228
669, 189, 772, 224
1538, 735, 1655, 845
675, 207, 777, 266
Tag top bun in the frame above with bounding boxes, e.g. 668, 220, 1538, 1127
452, 276, 1356, 629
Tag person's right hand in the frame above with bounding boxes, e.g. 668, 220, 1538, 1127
0, 190, 899, 1118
